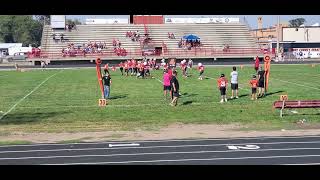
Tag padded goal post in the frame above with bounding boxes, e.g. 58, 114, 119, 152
95, 58, 105, 99
264, 54, 271, 92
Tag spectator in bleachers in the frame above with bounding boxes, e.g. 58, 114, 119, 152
52, 33, 56, 41
178, 39, 182, 48
168, 32, 175, 39
60, 34, 65, 42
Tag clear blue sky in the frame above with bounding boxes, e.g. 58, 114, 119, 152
67, 15, 320, 29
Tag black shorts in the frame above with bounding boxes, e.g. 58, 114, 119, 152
220, 87, 226, 95
258, 80, 265, 88
164, 85, 171, 91
199, 71, 204, 76
252, 88, 257, 94
231, 83, 238, 90
173, 91, 180, 97
125, 69, 128, 72
120, 67, 123, 71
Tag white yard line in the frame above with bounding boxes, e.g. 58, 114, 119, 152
153, 76, 163, 84
1, 135, 320, 148
41, 154, 320, 165
1, 140, 320, 154
273, 78, 320, 91
281, 162, 320, 165
2, 147, 320, 161
0, 71, 62, 120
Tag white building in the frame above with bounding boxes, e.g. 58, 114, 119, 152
0, 43, 32, 56
282, 26, 320, 42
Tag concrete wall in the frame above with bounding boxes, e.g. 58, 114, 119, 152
283, 27, 320, 42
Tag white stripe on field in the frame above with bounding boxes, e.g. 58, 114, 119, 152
153, 76, 162, 84
0, 71, 62, 120
273, 78, 320, 91
13, 100, 276, 109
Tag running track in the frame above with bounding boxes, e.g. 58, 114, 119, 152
1, 135, 320, 165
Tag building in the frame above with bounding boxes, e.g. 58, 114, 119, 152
250, 17, 288, 49
0, 43, 32, 56
282, 26, 320, 42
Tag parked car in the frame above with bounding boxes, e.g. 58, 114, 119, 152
5, 52, 27, 61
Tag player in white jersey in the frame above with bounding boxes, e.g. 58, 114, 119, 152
230, 66, 239, 99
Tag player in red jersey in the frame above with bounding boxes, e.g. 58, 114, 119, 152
217, 74, 228, 103
112, 66, 116, 72
249, 75, 259, 100
128, 59, 133, 76
103, 63, 109, 74
132, 59, 137, 75
124, 61, 129, 76
180, 59, 187, 78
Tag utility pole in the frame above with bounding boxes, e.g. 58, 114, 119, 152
276, 15, 280, 61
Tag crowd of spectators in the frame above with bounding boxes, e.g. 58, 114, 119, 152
126, 30, 141, 42
27, 47, 41, 58
112, 39, 127, 56
52, 33, 67, 42
178, 39, 201, 50
61, 41, 107, 57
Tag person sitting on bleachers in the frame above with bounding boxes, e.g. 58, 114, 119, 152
112, 39, 117, 47
168, 32, 175, 39
52, 33, 57, 41
117, 39, 121, 47
223, 44, 230, 52
60, 34, 65, 42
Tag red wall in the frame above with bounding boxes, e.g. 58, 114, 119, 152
133, 15, 164, 24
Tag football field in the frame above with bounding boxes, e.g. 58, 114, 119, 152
0, 64, 319, 133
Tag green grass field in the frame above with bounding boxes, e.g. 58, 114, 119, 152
0, 64, 320, 133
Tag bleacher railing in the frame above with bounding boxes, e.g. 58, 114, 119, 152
28, 47, 264, 60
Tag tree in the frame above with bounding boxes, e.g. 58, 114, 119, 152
0, 15, 43, 47
34, 15, 50, 25
289, 18, 306, 27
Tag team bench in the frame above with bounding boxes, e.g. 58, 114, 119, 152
273, 100, 320, 117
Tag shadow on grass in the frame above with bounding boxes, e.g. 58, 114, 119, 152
265, 90, 284, 97
109, 95, 127, 100
181, 93, 198, 97
0, 111, 70, 125
238, 94, 250, 98
227, 94, 250, 101
182, 101, 193, 105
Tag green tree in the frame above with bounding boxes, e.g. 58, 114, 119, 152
0, 15, 43, 47
289, 18, 306, 27
34, 15, 50, 25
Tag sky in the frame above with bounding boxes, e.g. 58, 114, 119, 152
66, 15, 320, 29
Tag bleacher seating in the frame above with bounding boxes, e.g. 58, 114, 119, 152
39, 23, 259, 60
